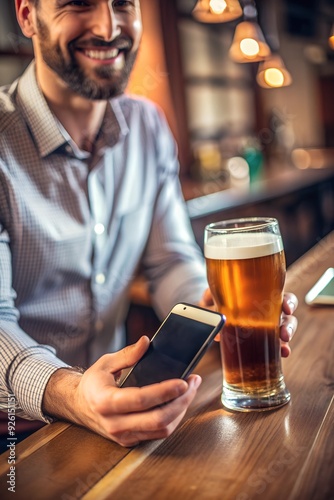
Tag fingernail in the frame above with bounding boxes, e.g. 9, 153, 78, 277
193, 376, 202, 389
287, 299, 295, 312
287, 324, 294, 340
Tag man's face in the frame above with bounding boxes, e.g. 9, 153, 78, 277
32, 0, 142, 100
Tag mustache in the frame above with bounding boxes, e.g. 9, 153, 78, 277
72, 36, 133, 51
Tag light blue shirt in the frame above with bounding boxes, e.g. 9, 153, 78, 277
0, 63, 207, 422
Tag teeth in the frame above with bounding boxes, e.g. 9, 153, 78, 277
84, 49, 119, 60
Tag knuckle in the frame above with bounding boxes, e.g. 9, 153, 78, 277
97, 353, 114, 370
158, 426, 173, 439
105, 422, 122, 437
91, 391, 114, 415
152, 411, 171, 430
114, 388, 146, 409
133, 390, 147, 408
101, 353, 113, 364
90, 394, 106, 413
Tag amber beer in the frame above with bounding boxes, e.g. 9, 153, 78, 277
204, 219, 290, 411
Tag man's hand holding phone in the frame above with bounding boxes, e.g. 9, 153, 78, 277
43, 336, 202, 448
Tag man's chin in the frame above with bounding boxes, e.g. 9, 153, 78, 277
63, 73, 128, 100
88, 88, 126, 101
79, 69, 130, 99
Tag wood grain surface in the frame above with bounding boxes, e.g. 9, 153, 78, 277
1, 233, 333, 500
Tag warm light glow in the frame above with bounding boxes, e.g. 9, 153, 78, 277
329, 35, 334, 50
239, 38, 260, 58
209, 0, 227, 14
193, 0, 243, 24
264, 68, 285, 87
292, 148, 333, 169
229, 21, 271, 63
291, 149, 311, 169
196, 144, 221, 170
256, 54, 292, 88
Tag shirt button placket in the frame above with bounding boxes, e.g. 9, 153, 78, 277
93, 223, 106, 285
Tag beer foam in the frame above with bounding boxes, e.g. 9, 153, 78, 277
205, 232, 283, 260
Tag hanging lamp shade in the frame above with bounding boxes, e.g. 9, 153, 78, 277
329, 24, 334, 50
192, 0, 243, 23
229, 21, 271, 63
256, 54, 292, 88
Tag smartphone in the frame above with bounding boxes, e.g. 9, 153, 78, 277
305, 268, 334, 306
119, 303, 225, 388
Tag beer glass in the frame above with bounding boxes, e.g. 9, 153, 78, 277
204, 218, 290, 411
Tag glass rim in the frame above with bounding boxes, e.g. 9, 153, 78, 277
205, 217, 279, 234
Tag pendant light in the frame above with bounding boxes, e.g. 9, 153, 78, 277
229, 20, 271, 62
256, 54, 292, 88
192, 0, 243, 23
329, 24, 334, 50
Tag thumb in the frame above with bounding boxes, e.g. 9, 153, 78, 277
99, 336, 150, 374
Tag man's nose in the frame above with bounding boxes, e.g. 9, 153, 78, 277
90, 4, 121, 41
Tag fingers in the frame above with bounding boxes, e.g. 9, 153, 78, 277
76, 348, 202, 448
111, 378, 190, 413
214, 330, 222, 342
280, 313, 298, 342
282, 292, 298, 315
116, 408, 188, 447
281, 343, 291, 358
280, 312, 298, 357
107, 375, 202, 447
280, 292, 298, 351
198, 288, 215, 308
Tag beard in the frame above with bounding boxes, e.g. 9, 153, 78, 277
36, 16, 138, 100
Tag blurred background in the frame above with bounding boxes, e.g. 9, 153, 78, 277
1, 0, 334, 266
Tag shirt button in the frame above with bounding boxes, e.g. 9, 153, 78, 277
65, 144, 72, 153
95, 273, 106, 285
94, 223, 105, 235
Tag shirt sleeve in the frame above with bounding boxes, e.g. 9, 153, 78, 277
0, 224, 69, 422
141, 107, 208, 319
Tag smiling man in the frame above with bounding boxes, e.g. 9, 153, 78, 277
23, 0, 143, 149
33, 1, 139, 100
0, 0, 298, 449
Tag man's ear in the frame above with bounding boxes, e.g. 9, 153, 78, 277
15, 0, 36, 38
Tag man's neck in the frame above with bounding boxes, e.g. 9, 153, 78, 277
49, 97, 107, 153
36, 66, 107, 153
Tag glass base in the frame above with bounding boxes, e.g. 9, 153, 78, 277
221, 381, 290, 412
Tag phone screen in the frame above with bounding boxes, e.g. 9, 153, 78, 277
120, 309, 223, 387
318, 277, 334, 297
305, 268, 334, 305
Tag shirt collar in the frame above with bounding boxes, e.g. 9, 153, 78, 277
15, 61, 129, 158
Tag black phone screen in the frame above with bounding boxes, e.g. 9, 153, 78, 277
120, 313, 218, 387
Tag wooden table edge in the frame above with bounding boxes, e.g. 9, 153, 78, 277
0, 421, 71, 475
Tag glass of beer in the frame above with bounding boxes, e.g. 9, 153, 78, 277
204, 217, 290, 411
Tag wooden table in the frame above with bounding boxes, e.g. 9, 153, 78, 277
1, 233, 334, 500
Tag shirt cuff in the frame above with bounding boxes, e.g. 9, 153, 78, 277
7, 346, 70, 423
